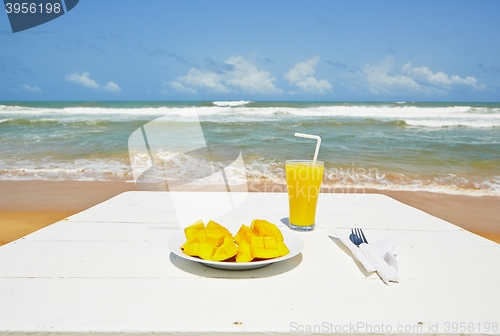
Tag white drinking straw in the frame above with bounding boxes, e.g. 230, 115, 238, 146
294, 132, 322, 164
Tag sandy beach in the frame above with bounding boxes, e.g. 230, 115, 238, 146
1, 180, 499, 246
0, 180, 137, 246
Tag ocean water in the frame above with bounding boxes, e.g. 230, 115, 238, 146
1, 101, 499, 196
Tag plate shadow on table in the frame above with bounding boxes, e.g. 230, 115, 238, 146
327, 235, 373, 277
169, 253, 303, 279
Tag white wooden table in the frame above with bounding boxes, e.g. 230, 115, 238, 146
0, 191, 499, 335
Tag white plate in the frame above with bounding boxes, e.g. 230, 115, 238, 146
168, 228, 304, 270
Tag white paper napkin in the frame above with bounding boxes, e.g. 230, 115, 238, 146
330, 229, 400, 285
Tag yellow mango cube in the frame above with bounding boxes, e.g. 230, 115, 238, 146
235, 241, 253, 262
270, 224, 284, 242
198, 242, 216, 260
265, 248, 281, 259
251, 247, 267, 259
277, 242, 290, 257
183, 242, 200, 257
250, 236, 281, 259
180, 229, 206, 250
263, 236, 278, 248
234, 225, 257, 245
205, 228, 226, 247
181, 219, 289, 262
184, 220, 205, 239
251, 219, 280, 239
250, 219, 263, 235
192, 229, 206, 243
206, 220, 233, 239
211, 239, 238, 261
250, 236, 265, 248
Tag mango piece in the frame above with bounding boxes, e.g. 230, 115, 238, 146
206, 220, 233, 239
192, 229, 206, 243
205, 228, 226, 247
180, 237, 193, 250
263, 236, 278, 248
250, 236, 265, 248
277, 242, 290, 257
234, 224, 249, 243
183, 242, 200, 257
181, 220, 289, 262
181, 229, 206, 250
270, 224, 284, 243
234, 224, 257, 245
251, 219, 280, 239
184, 220, 205, 239
250, 237, 268, 258
198, 242, 216, 260
211, 239, 238, 261
250, 219, 263, 235
253, 247, 280, 259
236, 241, 253, 262
250, 236, 281, 259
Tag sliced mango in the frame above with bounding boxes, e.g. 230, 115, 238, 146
180, 219, 288, 262
250, 236, 265, 248
184, 220, 205, 239
234, 224, 257, 245
235, 241, 253, 262
198, 242, 217, 260
277, 241, 290, 257
183, 242, 200, 257
263, 236, 278, 248
205, 228, 226, 247
251, 219, 283, 242
250, 236, 284, 259
269, 224, 284, 243
211, 238, 238, 261
206, 220, 233, 239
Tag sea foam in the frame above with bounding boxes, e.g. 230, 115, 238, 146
1, 104, 499, 127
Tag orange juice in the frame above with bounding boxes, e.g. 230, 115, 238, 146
285, 160, 324, 231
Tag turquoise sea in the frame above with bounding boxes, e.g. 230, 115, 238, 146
1, 101, 499, 196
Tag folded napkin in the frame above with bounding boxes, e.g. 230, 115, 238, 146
330, 229, 400, 285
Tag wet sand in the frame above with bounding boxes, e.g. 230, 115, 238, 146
0, 180, 499, 246
0, 180, 137, 245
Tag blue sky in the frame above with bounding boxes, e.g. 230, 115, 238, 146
1, 0, 499, 101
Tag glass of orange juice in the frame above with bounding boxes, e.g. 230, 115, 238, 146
285, 160, 324, 231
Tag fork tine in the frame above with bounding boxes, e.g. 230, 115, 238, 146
350, 228, 361, 246
349, 228, 356, 245
359, 228, 369, 244
355, 228, 361, 243
355, 228, 364, 244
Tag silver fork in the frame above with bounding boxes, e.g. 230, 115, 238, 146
349, 228, 369, 246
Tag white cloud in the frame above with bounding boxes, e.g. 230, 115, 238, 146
66, 72, 123, 92
402, 62, 486, 89
363, 58, 423, 94
169, 56, 282, 94
362, 57, 486, 94
103, 81, 122, 92
284, 56, 332, 93
174, 68, 228, 93
66, 72, 100, 89
21, 85, 42, 93
224, 56, 282, 94
167, 81, 197, 94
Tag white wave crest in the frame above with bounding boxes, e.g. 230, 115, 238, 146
0, 159, 132, 182
212, 100, 251, 107
1, 104, 500, 127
